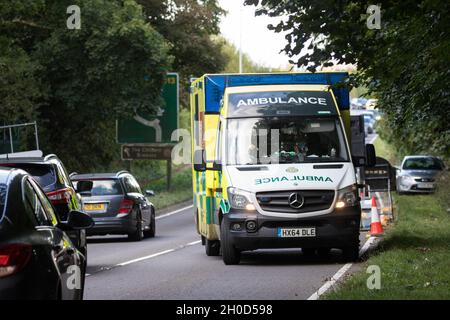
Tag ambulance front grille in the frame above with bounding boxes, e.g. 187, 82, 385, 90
256, 190, 335, 214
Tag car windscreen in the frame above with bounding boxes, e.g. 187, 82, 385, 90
226, 117, 350, 165
403, 158, 443, 170
73, 179, 123, 196
0, 183, 6, 219
0, 164, 56, 189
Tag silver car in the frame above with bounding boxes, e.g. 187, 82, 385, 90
396, 156, 444, 194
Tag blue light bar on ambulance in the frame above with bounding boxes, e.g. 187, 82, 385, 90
201, 72, 350, 114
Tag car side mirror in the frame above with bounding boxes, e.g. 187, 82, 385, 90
193, 149, 206, 172
145, 189, 155, 197
365, 144, 376, 167
59, 210, 94, 230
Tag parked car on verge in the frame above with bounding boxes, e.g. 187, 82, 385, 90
0, 153, 87, 264
396, 156, 445, 194
70, 171, 156, 241
0, 168, 93, 299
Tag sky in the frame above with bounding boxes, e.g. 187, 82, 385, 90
218, 0, 291, 70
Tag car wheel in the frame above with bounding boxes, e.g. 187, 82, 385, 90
128, 209, 144, 241
201, 235, 206, 246
144, 209, 156, 238
205, 238, 220, 256
220, 222, 241, 265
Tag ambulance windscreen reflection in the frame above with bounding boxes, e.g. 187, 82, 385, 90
226, 118, 350, 165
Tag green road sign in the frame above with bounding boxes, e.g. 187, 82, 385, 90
117, 73, 179, 144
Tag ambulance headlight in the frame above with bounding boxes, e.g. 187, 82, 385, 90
335, 185, 358, 208
227, 187, 254, 210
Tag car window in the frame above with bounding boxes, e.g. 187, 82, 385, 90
129, 176, 142, 194
1, 163, 56, 189
23, 180, 52, 226
55, 162, 72, 187
27, 178, 58, 226
0, 183, 7, 219
73, 179, 123, 196
123, 176, 140, 193
403, 158, 443, 170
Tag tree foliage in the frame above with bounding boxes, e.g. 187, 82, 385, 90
136, 0, 227, 106
245, 0, 450, 160
1, 0, 171, 170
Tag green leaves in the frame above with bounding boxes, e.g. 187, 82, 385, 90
246, 0, 450, 161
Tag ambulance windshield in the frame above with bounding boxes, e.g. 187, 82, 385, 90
226, 117, 350, 165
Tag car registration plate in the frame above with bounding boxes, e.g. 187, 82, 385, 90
84, 203, 106, 212
277, 227, 316, 238
418, 183, 434, 189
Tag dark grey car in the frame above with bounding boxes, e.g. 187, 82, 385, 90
70, 171, 155, 241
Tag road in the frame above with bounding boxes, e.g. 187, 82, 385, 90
85, 134, 378, 300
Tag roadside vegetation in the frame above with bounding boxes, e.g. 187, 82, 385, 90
324, 139, 450, 299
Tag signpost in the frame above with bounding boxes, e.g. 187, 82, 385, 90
117, 73, 179, 190
117, 73, 179, 144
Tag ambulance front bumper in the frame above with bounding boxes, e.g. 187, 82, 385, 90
222, 206, 361, 250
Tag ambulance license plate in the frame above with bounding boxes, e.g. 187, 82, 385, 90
277, 227, 316, 238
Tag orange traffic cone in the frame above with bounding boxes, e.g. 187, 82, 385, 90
370, 196, 383, 236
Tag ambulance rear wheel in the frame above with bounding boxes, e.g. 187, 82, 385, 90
205, 239, 220, 256
220, 222, 241, 265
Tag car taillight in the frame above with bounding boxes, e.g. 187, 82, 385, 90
46, 188, 72, 204
119, 199, 134, 214
0, 244, 32, 278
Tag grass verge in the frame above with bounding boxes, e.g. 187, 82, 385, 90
324, 139, 450, 299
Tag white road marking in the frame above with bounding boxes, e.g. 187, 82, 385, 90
156, 205, 193, 220
117, 249, 176, 267
306, 236, 377, 300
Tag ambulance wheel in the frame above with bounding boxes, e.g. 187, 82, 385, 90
302, 248, 316, 257
220, 222, 241, 265
205, 239, 220, 256
342, 242, 360, 262
201, 236, 206, 246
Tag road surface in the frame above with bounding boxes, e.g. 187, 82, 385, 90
84, 134, 378, 300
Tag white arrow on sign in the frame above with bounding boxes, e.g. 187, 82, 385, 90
133, 114, 162, 142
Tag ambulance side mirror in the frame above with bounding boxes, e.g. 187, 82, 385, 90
193, 149, 206, 172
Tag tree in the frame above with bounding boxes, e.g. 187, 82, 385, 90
137, 0, 227, 106
0, 0, 172, 170
245, 0, 450, 159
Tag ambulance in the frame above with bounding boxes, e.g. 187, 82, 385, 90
189, 73, 376, 265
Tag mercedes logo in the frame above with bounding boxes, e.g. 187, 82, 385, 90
288, 192, 304, 209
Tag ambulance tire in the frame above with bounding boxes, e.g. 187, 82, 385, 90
201, 236, 206, 246
220, 222, 241, 265
205, 239, 220, 256
342, 239, 360, 262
